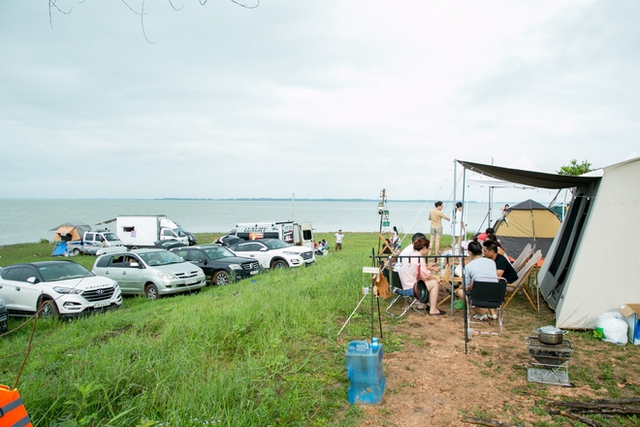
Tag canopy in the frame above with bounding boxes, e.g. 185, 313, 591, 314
458, 160, 600, 189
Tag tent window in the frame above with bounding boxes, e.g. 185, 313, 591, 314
548, 194, 592, 282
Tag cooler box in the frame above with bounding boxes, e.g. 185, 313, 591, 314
345, 339, 385, 404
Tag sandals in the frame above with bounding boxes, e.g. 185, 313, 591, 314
472, 314, 488, 321
429, 309, 446, 316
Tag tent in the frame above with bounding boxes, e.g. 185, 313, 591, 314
457, 156, 640, 330
492, 199, 561, 259
50, 221, 91, 242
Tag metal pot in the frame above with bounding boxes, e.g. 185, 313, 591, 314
533, 325, 566, 345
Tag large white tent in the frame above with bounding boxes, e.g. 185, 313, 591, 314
458, 156, 640, 329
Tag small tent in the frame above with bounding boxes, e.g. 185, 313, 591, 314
457, 157, 640, 329
492, 199, 561, 259
50, 221, 91, 242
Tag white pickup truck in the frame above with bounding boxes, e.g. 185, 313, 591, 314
66, 230, 125, 256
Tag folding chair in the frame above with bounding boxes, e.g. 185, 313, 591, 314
384, 269, 428, 318
503, 250, 542, 310
511, 243, 534, 273
467, 277, 508, 334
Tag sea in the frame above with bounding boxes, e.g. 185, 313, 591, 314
0, 199, 513, 246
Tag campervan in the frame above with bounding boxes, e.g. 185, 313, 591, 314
108, 215, 191, 248
229, 221, 314, 250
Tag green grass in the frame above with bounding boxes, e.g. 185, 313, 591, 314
0, 233, 378, 426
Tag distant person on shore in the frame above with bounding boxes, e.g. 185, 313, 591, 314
501, 204, 510, 217
334, 230, 344, 251
391, 226, 400, 250
428, 201, 450, 256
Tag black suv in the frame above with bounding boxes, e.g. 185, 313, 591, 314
170, 244, 261, 285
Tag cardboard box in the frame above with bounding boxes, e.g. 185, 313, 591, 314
618, 304, 640, 345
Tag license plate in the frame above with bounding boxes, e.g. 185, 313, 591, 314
250, 270, 259, 275
185, 279, 198, 285
94, 301, 110, 308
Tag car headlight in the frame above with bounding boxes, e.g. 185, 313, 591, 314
158, 272, 178, 281
228, 264, 242, 270
53, 286, 84, 295
0, 299, 4, 309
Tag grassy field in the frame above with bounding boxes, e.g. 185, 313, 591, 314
2, 233, 639, 426
0, 233, 385, 426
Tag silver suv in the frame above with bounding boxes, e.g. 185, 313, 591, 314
92, 249, 206, 299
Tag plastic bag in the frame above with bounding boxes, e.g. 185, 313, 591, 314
595, 311, 628, 345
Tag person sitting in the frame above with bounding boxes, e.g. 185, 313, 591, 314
455, 240, 498, 320
395, 233, 445, 316
482, 240, 518, 284
475, 227, 495, 243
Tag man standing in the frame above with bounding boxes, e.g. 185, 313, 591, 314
428, 201, 450, 255
334, 229, 345, 251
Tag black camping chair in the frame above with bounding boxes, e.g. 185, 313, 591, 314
384, 268, 429, 319
466, 277, 508, 334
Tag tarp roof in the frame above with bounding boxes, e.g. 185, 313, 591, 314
457, 160, 600, 189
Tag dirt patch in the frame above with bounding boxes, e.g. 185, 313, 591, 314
353, 291, 637, 427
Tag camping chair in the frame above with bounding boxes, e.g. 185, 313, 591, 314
436, 261, 463, 307
384, 269, 429, 319
467, 276, 508, 334
511, 243, 534, 273
503, 250, 542, 311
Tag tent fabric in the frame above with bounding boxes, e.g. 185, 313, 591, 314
457, 160, 600, 189
538, 157, 640, 329
492, 199, 561, 259
467, 155, 546, 189
51, 221, 91, 242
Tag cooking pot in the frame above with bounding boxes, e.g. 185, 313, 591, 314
533, 325, 567, 345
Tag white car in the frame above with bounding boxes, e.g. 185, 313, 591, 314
229, 238, 314, 269
0, 261, 122, 318
92, 248, 206, 299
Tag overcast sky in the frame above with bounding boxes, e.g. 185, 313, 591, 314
1, 1, 638, 201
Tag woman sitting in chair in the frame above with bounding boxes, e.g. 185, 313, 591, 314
395, 233, 445, 316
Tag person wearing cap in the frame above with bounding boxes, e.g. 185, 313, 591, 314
428, 201, 450, 256
395, 233, 446, 315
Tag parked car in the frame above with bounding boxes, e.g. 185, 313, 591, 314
169, 244, 261, 285
0, 261, 122, 318
215, 235, 244, 248
229, 238, 315, 269
92, 249, 206, 300
0, 296, 8, 333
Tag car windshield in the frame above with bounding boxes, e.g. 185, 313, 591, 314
104, 233, 120, 242
263, 240, 291, 250
138, 250, 185, 266
37, 263, 94, 282
203, 246, 235, 260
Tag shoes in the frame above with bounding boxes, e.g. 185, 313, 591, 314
472, 314, 488, 321
429, 309, 446, 316
487, 314, 498, 320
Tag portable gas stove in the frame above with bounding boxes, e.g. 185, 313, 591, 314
525, 337, 573, 386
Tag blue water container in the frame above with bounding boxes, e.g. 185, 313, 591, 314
345, 338, 386, 404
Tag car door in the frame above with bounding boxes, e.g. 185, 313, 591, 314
98, 255, 134, 294
0, 265, 43, 313
174, 249, 210, 275
233, 242, 270, 268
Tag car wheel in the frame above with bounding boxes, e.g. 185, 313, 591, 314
213, 271, 231, 286
72, 248, 81, 256
145, 283, 159, 300
271, 259, 289, 269
39, 299, 59, 320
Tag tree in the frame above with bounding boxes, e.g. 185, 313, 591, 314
557, 159, 592, 176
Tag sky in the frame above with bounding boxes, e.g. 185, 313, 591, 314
1, 1, 638, 202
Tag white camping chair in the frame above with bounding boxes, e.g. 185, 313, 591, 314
503, 250, 542, 310
511, 243, 534, 273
